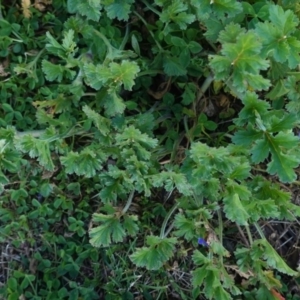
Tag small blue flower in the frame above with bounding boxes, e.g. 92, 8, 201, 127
198, 237, 209, 247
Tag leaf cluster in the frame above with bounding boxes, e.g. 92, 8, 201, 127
1, 0, 300, 299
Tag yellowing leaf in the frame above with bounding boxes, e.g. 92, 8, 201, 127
263, 270, 282, 289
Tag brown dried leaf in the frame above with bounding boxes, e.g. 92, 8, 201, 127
0, 63, 10, 77
21, 0, 31, 18
226, 264, 254, 279
206, 230, 218, 245
34, 0, 52, 11
217, 94, 230, 108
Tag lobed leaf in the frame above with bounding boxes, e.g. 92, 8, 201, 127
255, 5, 300, 68
14, 135, 54, 171
223, 193, 249, 225
68, 0, 102, 21
210, 31, 270, 92
82, 106, 111, 136
84, 60, 140, 91
255, 239, 298, 276
42, 60, 75, 82
60, 147, 107, 178
267, 133, 300, 182
130, 236, 177, 270
89, 214, 126, 247
174, 214, 196, 241
192, 0, 242, 19
105, 0, 134, 21
160, 1, 195, 29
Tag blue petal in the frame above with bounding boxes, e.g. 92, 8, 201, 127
198, 237, 209, 247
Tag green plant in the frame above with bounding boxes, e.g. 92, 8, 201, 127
1, 0, 300, 299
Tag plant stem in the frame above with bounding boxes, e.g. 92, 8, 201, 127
164, 222, 174, 238
245, 224, 253, 246
122, 190, 135, 214
93, 29, 114, 59
15, 126, 87, 141
141, 0, 162, 16
160, 202, 178, 238
183, 116, 192, 143
217, 209, 224, 264
253, 222, 266, 239
133, 11, 163, 52
29, 48, 45, 65
196, 73, 215, 103
237, 224, 250, 247
119, 24, 130, 50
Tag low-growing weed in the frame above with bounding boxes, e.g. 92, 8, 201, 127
1, 0, 300, 299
